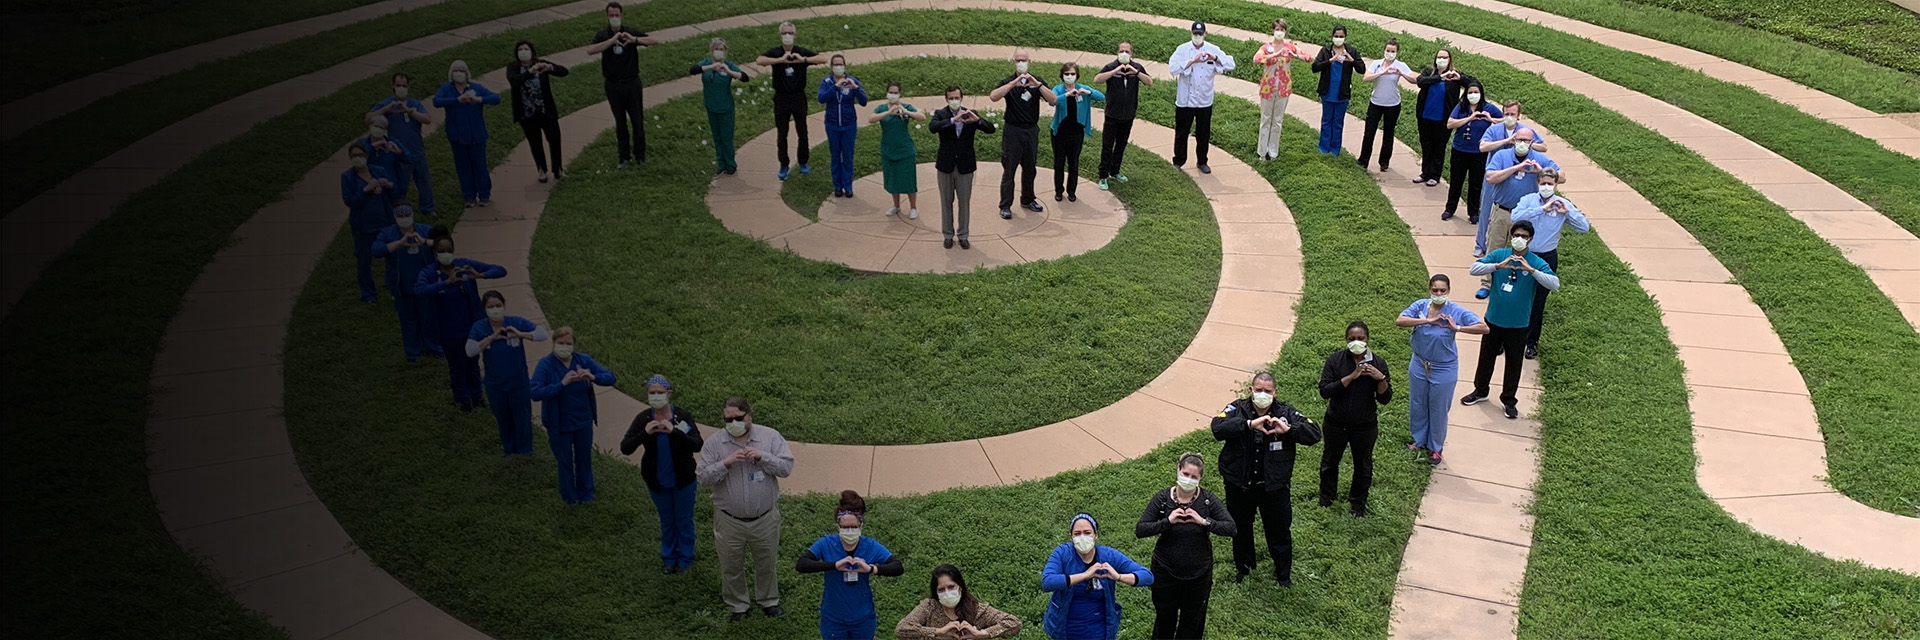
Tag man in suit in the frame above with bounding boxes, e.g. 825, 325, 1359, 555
930, 85, 998, 250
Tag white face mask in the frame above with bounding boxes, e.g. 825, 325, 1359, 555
1431, 294, 1450, 306
1062, 74, 1077, 84
369, 126, 387, 140
1514, 141, 1532, 157
393, 86, 409, 99
1174, 473, 1200, 492
839, 527, 862, 545
394, 215, 413, 228
1510, 236, 1530, 253
647, 393, 669, 408
1116, 51, 1132, 64
552, 343, 574, 359
1331, 36, 1346, 46
1466, 92, 1481, 104
781, 33, 796, 46
518, 49, 533, 62
608, 16, 621, 29
1072, 535, 1096, 554
1503, 115, 1518, 128
948, 98, 964, 110
436, 252, 455, 265
725, 420, 748, 437
1251, 391, 1274, 410
1191, 35, 1206, 46
451, 71, 468, 84
711, 49, 726, 62
350, 156, 367, 169
831, 64, 845, 76
1015, 60, 1029, 73
886, 92, 900, 103
937, 589, 962, 608
1537, 184, 1555, 200
1274, 30, 1286, 40
485, 307, 506, 322
1435, 56, 1449, 68
1348, 339, 1369, 355
1384, 51, 1397, 62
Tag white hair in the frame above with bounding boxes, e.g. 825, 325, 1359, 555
710, 37, 727, 50
446, 59, 471, 83
779, 21, 795, 31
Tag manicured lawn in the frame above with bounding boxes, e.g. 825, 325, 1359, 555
1609, 0, 1920, 75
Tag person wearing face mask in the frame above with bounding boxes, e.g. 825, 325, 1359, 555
895, 563, 1023, 639
371, 72, 436, 214
1464, 221, 1559, 419
1475, 128, 1562, 289
697, 396, 795, 622
1093, 41, 1153, 190
1041, 514, 1152, 640
757, 22, 829, 180
342, 141, 398, 304
506, 40, 571, 184
371, 205, 439, 362
1357, 38, 1418, 171
588, 2, 659, 169
1309, 24, 1366, 156
1317, 321, 1393, 517
1251, 19, 1314, 162
989, 50, 1056, 219
1442, 80, 1502, 223
1135, 453, 1235, 639
357, 112, 413, 194
691, 38, 750, 175
797, 490, 903, 640
529, 326, 616, 505
1509, 169, 1587, 359
432, 60, 500, 209
1050, 63, 1106, 203
620, 375, 704, 573
931, 86, 997, 250
817, 54, 867, 198
869, 82, 926, 219
1413, 48, 1472, 188
1169, 22, 1235, 174
1477, 100, 1545, 155
1396, 275, 1489, 465
467, 290, 548, 457
415, 234, 504, 413
1210, 371, 1321, 586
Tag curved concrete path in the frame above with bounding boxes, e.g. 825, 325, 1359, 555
0, 0, 609, 317
1, 0, 456, 141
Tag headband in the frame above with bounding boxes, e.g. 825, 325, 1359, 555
836, 510, 864, 523
1071, 513, 1098, 533
645, 375, 673, 391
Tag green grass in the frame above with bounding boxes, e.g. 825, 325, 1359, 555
288, 52, 1433, 638
1607, 0, 1920, 75
0, 0, 385, 98
1500, 0, 1920, 113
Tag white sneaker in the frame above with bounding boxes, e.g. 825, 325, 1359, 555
908, 209, 919, 219
885, 207, 899, 216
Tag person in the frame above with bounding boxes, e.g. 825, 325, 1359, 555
529, 327, 615, 504
757, 22, 827, 180
894, 564, 1023, 639
467, 290, 546, 456
506, 40, 570, 183
1041, 514, 1153, 640
1476, 99, 1544, 156
1509, 169, 1588, 358
1210, 371, 1321, 586
931, 87, 997, 250
869, 83, 925, 219
342, 141, 397, 304
415, 234, 503, 412
371, 73, 435, 214
1251, 20, 1312, 162
1442, 80, 1501, 222
1475, 127, 1562, 294
1463, 221, 1560, 420
620, 375, 704, 574
797, 490, 904, 640
358, 113, 412, 191
818, 55, 867, 198
588, 2, 659, 169
1134, 453, 1235, 640
692, 39, 749, 175
1309, 24, 1365, 156
1317, 321, 1393, 517
989, 50, 1055, 219
1356, 38, 1417, 171
432, 60, 499, 208
1170, 22, 1234, 174
697, 397, 796, 622
1396, 275, 1488, 465
370, 205, 439, 362
1093, 42, 1152, 190
1413, 48, 1471, 188
1050, 63, 1105, 203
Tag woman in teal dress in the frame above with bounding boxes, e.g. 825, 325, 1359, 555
868, 81, 927, 219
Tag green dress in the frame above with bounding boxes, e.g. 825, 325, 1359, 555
875, 103, 918, 194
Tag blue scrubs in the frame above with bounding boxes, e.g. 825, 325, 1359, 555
1477, 145, 1560, 253
371, 96, 435, 213
471, 316, 538, 455
1319, 59, 1349, 154
415, 259, 504, 406
529, 352, 616, 504
433, 81, 500, 203
1062, 580, 1109, 640
1402, 299, 1483, 451
809, 534, 893, 640
818, 75, 867, 194
370, 222, 438, 360
341, 166, 396, 302
356, 136, 412, 188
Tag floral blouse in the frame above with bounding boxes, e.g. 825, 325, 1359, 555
1256, 41, 1309, 100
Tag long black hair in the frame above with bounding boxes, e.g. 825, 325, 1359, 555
928, 563, 981, 620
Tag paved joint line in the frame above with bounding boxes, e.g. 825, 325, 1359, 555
1395, 580, 1519, 609
1718, 489, 1840, 501
148, 402, 285, 423
231, 547, 360, 589
316, 596, 421, 640
1694, 424, 1825, 444
1434, 470, 1534, 493
164, 496, 320, 535
1450, 422, 1542, 441
154, 361, 282, 379
152, 450, 299, 476
1415, 523, 1532, 549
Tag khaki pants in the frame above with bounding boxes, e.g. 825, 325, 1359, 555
1481, 204, 1515, 287
1258, 94, 1290, 158
714, 506, 782, 612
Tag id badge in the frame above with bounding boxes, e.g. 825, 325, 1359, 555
1091, 579, 1103, 590
785, 67, 795, 76
612, 46, 625, 56
507, 337, 521, 348
1501, 282, 1514, 293
1269, 440, 1284, 451
1021, 91, 1032, 102
843, 570, 859, 583
751, 470, 767, 482
406, 246, 419, 254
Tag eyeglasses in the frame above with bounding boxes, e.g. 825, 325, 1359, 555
724, 414, 747, 422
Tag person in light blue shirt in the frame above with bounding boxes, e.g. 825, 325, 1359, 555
372, 73, 435, 214
818, 54, 868, 197
432, 60, 500, 208
1463, 222, 1559, 420
467, 290, 547, 456
1475, 127, 1560, 259
1042, 513, 1153, 640
1050, 62, 1106, 202
1476, 100, 1545, 155
1510, 169, 1588, 357
370, 205, 439, 362
1442, 81, 1501, 222
529, 326, 616, 504
341, 142, 397, 304
1395, 275, 1488, 465
797, 490, 903, 640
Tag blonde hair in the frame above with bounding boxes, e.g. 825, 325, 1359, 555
447, 59, 471, 83
551, 326, 575, 341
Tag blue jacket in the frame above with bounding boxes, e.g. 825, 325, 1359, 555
370, 97, 430, 154
529, 352, 616, 432
341, 166, 396, 234
1048, 83, 1106, 137
370, 222, 435, 295
1040, 542, 1153, 640
433, 81, 500, 145
356, 136, 413, 178
414, 258, 506, 338
818, 75, 868, 129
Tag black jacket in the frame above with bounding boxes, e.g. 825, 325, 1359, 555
1210, 397, 1322, 491
1310, 44, 1366, 101
1135, 487, 1236, 580
1414, 67, 1475, 122
620, 405, 703, 493
506, 59, 570, 122
1319, 349, 1393, 425
930, 106, 998, 174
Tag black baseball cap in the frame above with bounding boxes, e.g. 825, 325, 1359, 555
1191, 21, 1207, 34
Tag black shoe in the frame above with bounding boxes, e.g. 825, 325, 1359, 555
1067, 193, 1077, 202
762, 605, 783, 618
1318, 498, 1333, 508
959, 238, 971, 250
1441, 211, 1455, 221
1379, 164, 1390, 173
1055, 193, 1064, 202
617, 161, 630, 170
1468, 215, 1480, 224
1351, 505, 1367, 518
1460, 392, 1487, 406
1276, 575, 1293, 588
1357, 158, 1368, 168
944, 238, 954, 249
724, 169, 736, 175
661, 565, 674, 574
1505, 404, 1519, 420
729, 611, 749, 622
999, 208, 1013, 219
1172, 160, 1185, 169
1023, 201, 1044, 212
1525, 344, 1539, 360
459, 401, 474, 414
1233, 568, 1250, 584
1198, 164, 1212, 174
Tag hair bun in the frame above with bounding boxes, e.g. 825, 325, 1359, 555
838, 489, 866, 514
